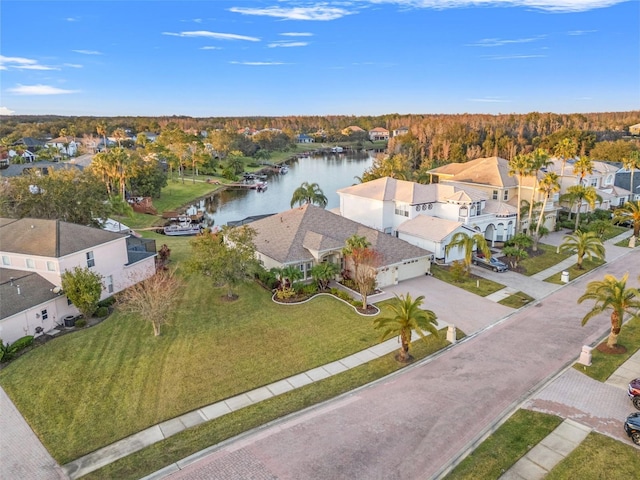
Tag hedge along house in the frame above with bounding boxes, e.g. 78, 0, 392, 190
249, 204, 433, 289
0, 218, 157, 344
337, 176, 519, 250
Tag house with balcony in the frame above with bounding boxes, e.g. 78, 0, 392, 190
337, 176, 520, 261
0, 218, 157, 344
250, 204, 433, 288
368, 127, 389, 141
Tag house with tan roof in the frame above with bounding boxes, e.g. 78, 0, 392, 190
428, 156, 558, 234
368, 127, 389, 141
249, 204, 432, 288
45, 136, 79, 157
0, 218, 157, 344
337, 176, 518, 250
341, 126, 365, 136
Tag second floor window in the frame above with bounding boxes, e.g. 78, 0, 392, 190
503, 191, 509, 201
26, 258, 35, 269
2, 255, 10, 266
492, 190, 498, 200
47, 261, 56, 272
86, 251, 95, 268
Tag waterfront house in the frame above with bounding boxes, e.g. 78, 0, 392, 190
368, 127, 389, 141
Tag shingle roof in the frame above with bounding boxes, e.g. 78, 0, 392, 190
0, 218, 126, 257
0, 268, 58, 320
0, 161, 82, 178
251, 204, 431, 265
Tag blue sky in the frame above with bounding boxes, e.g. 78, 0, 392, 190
1, 0, 638, 117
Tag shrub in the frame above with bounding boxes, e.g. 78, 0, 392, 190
450, 261, 467, 283
11, 335, 34, 351
98, 297, 116, 308
95, 306, 109, 318
74, 318, 87, 328
301, 284, 318, 296
1, 336, 34, 362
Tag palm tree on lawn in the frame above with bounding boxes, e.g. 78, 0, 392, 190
572, 155, 593, 185
373, 293, 438, 363
613, 200, 640, 238
282, 264, 303, 288
290, 181, 328, 208
445, 231, 491, 274
560, 185, 603, 230
508, 153, 530, 232
559, 230, 605, 270
535, 172, 560, 237
578, 273, 640, 350
622, 151, 640, 201
553, 137, 578, 180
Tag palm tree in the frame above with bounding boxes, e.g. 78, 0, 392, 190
535, 172, 560, 237
282, 265, 303, 288
445, 231, 491, 274
613, 200, 640, 238
525, 148, 552, 230
578, 273, 640, 349
373, 293, 438, 363
560, 185, 603, 230
572, 155, 593, 185
290, 181, 328, 208
508, 153, 530, 232
559, 230, 605, 270
96, 121, 108, 151
553, 137, 578, 180
310, 262, 340, 290
622, 151, 640, 201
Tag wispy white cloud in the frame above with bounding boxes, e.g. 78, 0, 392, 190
468, 96, 511, 103
358, 1, 627, 14
230, 61, 286, 66
200, 46, 222, 50
229, 6, 355, 21
17, 64, 60, 71
72, 49, 102, 55
483, 54, 547, 59
0, 106, 16, 115
568, 29, 597, 35
8, 84, 79, 95
0, 55, 59, 71
280, 32, 314, 37
467, 36, 546, 47
66, 17, 79, 22
268, 41, 308, 48
64, 63, 83, 68
163, 31, 260, 41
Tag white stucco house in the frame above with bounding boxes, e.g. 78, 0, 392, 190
337, 176, 519, 255
45, 136, 79, 157
250, 204, 433, 289
0, 218, 157, 344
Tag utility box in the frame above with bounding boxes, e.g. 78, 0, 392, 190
578, 345, 593, 366
446, 325, 457, 344
63, 315, 76, 328
561, 271, 570, 283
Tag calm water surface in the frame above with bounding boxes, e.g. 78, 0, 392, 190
195, 152, 374, 227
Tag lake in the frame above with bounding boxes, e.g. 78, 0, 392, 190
192, 152, 375, 227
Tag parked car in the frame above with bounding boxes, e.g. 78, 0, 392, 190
624, 412, 640, 445
628, 378, 640, 410
472, 253, 508, 272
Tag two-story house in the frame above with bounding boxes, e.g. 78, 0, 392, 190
368, 127, 390, 141
337, 176, 519, 262
0, 218, 157, 344
45, 136, 79, 157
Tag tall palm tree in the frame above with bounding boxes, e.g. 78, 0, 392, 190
572, 155, 593, 185
560, 185, 603, 230
445, 231, 491, 274
290, 181, 328, 208
559, 230, 605, 270
622, 151, 640, 201
96, 121, 108, 151
613, 200, 640, 238
578, 273, 640, 349
373, 293, 438, 363
525, 148, 552, 230
535, 172, 560, 236
508, 153, 530, 232
553, 137, 578, 180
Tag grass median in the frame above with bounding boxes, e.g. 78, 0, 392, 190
430, 265, 505, 297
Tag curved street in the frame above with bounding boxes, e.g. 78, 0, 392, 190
160, 244, 639, 480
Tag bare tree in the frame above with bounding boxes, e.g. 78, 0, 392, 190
117, 270, 184, 336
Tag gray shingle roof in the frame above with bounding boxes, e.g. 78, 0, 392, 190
0, 218, 126, 257
0, 268, 58, 320
251, 204, 431, 265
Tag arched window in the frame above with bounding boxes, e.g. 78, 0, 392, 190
459, 206, 468, 217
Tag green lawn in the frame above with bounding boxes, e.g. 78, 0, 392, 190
498, 291, 535, 308
0, 281, 386, 464
543, 258, 605, 284
445, 410, 563, 480
600, 225, 629, 241
430, 265, 505, 296
518, 243, 573, 276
